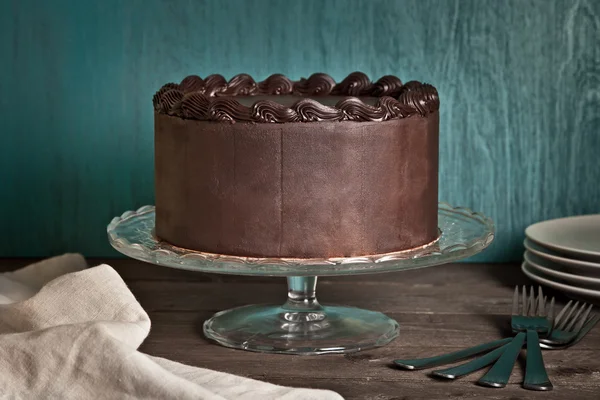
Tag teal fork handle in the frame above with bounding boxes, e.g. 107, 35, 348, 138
393, 337, 512, 370
432, 343, 509, 379
523, 330, 553, 391
478, 332, 526, 388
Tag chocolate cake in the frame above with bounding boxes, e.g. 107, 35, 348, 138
153, 72, 439, 259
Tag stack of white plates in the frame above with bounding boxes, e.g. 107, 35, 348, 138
523, 214, 600, 301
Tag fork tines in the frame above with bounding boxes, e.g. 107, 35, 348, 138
555, 300, 594, 333
515, 286, 595, 334
513, 285, 551, 317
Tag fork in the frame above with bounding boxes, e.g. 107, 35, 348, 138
540, 300, 593, 348
541, 314, 599, 349
478, 286, 552, 390
394, 291, 596, 373
432, 300, 596, 379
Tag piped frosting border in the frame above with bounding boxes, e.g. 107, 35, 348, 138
153, 72, 439, 123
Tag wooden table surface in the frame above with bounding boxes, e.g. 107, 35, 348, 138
4, 259, 600, 399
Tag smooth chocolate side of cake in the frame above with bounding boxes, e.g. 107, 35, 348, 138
154, 112, 439, 258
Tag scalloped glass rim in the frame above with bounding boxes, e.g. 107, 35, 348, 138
107, 202, 494, 276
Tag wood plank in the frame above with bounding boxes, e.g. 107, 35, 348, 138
141, 341, 600, 392
141, 311, 600, 351
260, 378, 600, 400
3, 258, 600, 397
139, 320, 600, 399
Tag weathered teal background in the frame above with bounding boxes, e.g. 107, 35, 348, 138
0, 0, 599, 261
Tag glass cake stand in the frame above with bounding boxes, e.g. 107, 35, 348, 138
107, 202, 494, 355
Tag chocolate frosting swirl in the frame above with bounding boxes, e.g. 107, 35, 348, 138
418, 83, 440, 111
203, 74, 228, 96
154, 72, 439, 122
179, 75, 205, 93
371, 75, 403, 97
293, 98, 343, 122
332, 72, 372, 96
251, 100, 299, 123
208, 98, 252, 123
220, 74, 257, 96
153, 83, 179, 111
181, 92, 210, 119
398, 83, 439, 117
336, 97, 387, 122
377, 96, 414, 119
258, 74, 294, 95
293, 73, 336, 96
159, 89, 184, 115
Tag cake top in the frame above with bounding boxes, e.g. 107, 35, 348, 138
153, 72, 439, 123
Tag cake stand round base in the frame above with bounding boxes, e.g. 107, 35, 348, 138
205, 276, 399, 355
204, 303, 398, 355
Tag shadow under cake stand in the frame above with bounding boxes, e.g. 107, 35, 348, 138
108, 202, 494, 355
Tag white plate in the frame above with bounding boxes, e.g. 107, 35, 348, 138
522, 262, 600, 301
524, 251, 600, 287
525, 214, 600, 262
524, 238, 600, 276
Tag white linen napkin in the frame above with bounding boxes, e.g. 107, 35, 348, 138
0, 254, 343, 400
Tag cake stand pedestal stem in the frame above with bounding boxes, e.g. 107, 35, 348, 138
282, 276, 325, 322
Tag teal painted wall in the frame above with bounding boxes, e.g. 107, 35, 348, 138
1, 0, 599, 261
